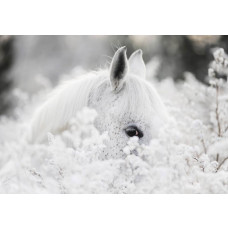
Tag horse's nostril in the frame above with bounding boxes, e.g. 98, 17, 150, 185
125, 125, 143, 138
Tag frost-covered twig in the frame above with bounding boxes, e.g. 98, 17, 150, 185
224, 125, 228, 134
201, 138, 207, 154
217, 157, 228, 171
215, 84, 221, 138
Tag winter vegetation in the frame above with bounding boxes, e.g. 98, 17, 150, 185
0, 42, 228, 193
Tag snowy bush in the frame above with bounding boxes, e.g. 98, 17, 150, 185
0, 48, 228, 193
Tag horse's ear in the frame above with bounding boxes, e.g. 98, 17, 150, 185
110, 46, 128, 92
129, 49, 146, 79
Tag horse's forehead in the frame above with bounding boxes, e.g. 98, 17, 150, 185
91, 78, 153, 113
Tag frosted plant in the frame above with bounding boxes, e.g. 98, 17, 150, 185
207, 48, 228, 167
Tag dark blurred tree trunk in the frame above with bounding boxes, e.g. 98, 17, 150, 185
0, 36, 13, 115
159, 35, 228, 83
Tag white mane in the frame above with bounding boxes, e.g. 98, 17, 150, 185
29, 71, 105, 143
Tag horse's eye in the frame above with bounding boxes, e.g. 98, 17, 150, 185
125, 126, 143, 138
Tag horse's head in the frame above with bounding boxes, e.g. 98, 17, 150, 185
29, 47, 169, 157
89, 47, 169, 158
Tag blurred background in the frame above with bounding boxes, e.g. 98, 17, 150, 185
1, 35, 228, 115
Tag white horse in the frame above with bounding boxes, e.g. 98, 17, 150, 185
29, 47, 168, 158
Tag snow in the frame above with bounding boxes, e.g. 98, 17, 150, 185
0, 49, 228, 193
